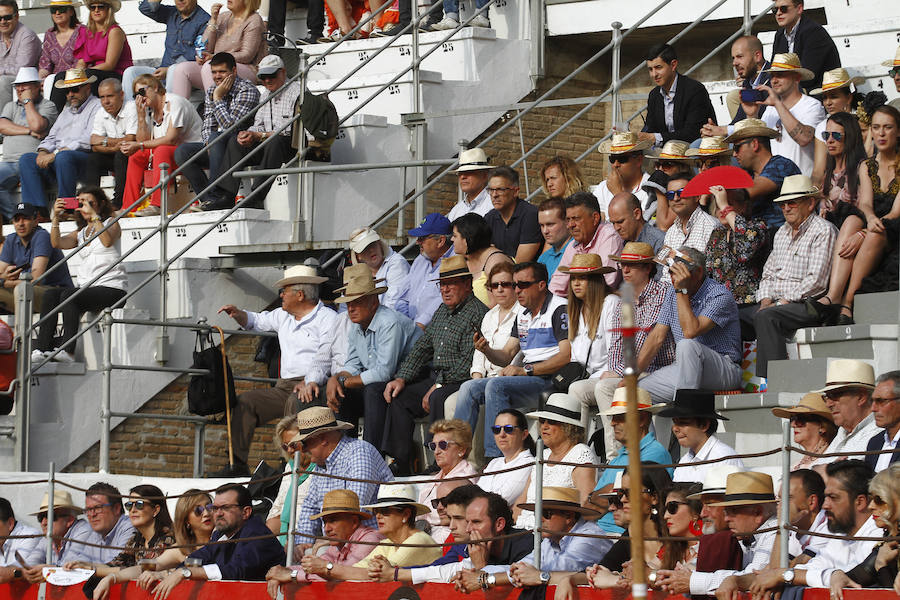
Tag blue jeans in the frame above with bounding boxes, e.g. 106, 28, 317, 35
452, 376, 491, 441
443, 0, 488, 18
0, 161, 20, 219
18, 150, 92, 209
122, 65, 179, 100
174, 133, 233, 202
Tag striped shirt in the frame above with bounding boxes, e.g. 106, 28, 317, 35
756, 213, 836, 303
608, 278, 674, 375
511, 292, 568, 364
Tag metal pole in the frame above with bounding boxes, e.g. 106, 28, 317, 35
611, 22, 623, 127
294, 52, 309, 244
285, 459, 300, 566
532, 435, 544, 570
99, 309, 113, 473
411, 18, 425, 225
457, 139, 468, 208
157, 163, 170, 364
45, 462, 55, 564
13, 274, 34, 471
529, 0, 545, 85
743, 0, 752, 35
779, 418, 791, 568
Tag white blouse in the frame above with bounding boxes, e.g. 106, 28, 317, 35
471, 303, 524, 377
516, 443, 595, 530
570, 294, 620, 377
479, 449, 534, 506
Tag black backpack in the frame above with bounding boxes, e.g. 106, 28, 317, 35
187, 328, 236, 416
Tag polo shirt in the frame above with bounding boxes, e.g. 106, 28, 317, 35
484, 198, 541, 258
537, 238, 572, 278
0, 228, 73, 288
511, 292, 568, 364
0, 98, 58, 162
658, 277, 741, 362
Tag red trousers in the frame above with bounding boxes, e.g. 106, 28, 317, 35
123, 145, 177, 209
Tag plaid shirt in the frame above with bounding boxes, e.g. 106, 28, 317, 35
396, 292, 488, 385
657, 207, 721, 282
608, 278, 674, 375
249, 80, 303, 136
756, 213, 836, 302
202, 76, 260, 143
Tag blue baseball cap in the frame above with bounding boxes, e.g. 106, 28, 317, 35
408, 213, 451, 237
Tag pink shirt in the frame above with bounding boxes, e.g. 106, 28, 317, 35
75, 25, 133, 74
549, 221, 623, 295
290, 526, 383, 581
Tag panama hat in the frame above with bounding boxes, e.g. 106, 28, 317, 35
709, 471, 776, 507
657, 389, 728, 421
771, 392, 834, 421
763, 53, 814, 82
809, 68, 864, 96
13, 67, 40, 85
600, 387, 663, 416
881, 46, 900, 68
527, 393, 583, 428
274, 264, 328, 288
598, 131, 653, 154
686, 136, 731, 157
609, 241, 656, 264
517, 487, 602, 517
813, 359, 876, 394
558, 253, 615, 276
333, 270, 388, 304
31, 490, 83, 516
724, 118, 779, 143
454, 148, 491, 173
772, 174, 819, 203
54, 68, 97, 89
362, 483, 431, 516
430, 255, 472, 281
48, 0, 76, 5
686, 464, 743, 500
290, 406, 353, 444
309, 489, 372, 521
647, 140, 693, 161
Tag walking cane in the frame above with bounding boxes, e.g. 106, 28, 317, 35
212, 325, 234, 468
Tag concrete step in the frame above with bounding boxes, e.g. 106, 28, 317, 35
308, 70, 443, 125
767, 357, 834, 394
713, 392, 786, 470
855, 292, 898, 327
793, 324, 898, 373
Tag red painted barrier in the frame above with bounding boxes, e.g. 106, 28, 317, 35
0, 581, 892, 600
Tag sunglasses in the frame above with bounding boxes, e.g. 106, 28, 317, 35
124, 500, 150, 511
616, 488, 650, 501
37, 512, 66, 521
49, 6, 69, 13
488, 281, 514, 290
280, 440, 302, 452
657, 160, 678, 169
89, 3, 109, 10
491, 424, 521, 435
192, 504, 212, 517
608, 152, 641, 165
789, 414, 819, 426
664, 188, 685, 201
698, 159, 720, 169
259, 73, 277, 82
425, 440, 457, 451
541, 509, 570, 520
732, 139, 753, 151
207, 503, 240, 513
431, 496, 447, 508
770, 5, 792, 14
891, 68, 900, 78
0, 14, 14, 21
820, 131, 843, 142
664, 500, 688, 515
513, 280, 537, 289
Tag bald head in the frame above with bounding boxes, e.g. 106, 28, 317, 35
607, 192, 645, 242
731, 35, 765, 80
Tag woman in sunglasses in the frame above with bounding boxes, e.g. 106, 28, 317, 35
810, 69, 865, 193
479, 409, 535, 505
266, 415, 315, 542
771, 393, 837, 471
39, 0, 86, 110
417, 419, 477, 541
66, 0, 132, 100
659, 482, 703, 571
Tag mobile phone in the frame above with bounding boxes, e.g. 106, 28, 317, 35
15, 263, 29, 271
60, 197, 79, 211
740, 88, 768, 103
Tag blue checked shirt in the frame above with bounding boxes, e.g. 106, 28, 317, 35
517, 519, 613, 573
138, 0, 210, 68
396, 246, 454, 327
295, 436, 394, 538
658, 277, 741, 363
202, 76, 260, 143
344, 305, 422, 385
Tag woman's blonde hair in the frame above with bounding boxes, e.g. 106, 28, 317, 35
173, 489, 212, 549
869, 464, 900, 535
567, 272, 609, 342
88, 0, 117, 32
274, 414, 299, 461
430, 419, 472, 459
133, 73, 163, 95
238, 0, 261, 15
540, 155, 585, 199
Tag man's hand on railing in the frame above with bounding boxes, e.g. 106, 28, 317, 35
136, 569, 164, 590
828, 570, 860, 600
714, 574, 741, 600
656, 563, 691, 595
295, 381, 319, 404
451, 568, 482, 594
265, 565, 294, 598
22, 564, 45, 584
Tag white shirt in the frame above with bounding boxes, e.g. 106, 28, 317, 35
789, 509, 829, 559
471, 302, 523, 377
763, 94, 827, 177
479, 450, 535, 505
673, 435, 745, 483
144, 93, 203, 143
784, 17, 800, 52
803, 516, 882, 588
0, 521, 42, 567
91, 101, 138, 138
374, 249, 410, 312
875, 427, 900, 471
266, 462, 314, 522
75, 217, 127, 291
516, 443, 595, 530
813, 413, 881, 467
245, 302, 338, 379
410, 557, 508, 584
571, 294, 620, 377
591, 172, 654, 219
446, 187, 492, 222
690, 516, 778, 595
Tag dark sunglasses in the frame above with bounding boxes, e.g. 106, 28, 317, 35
49, 6, 69, 13
616, 488, 650, 501
657, 160, 678, 169
698, 159, 720, 169
36, 512, 65, 522
890, 68, 900, 78
425, 440, 457, 451
664, 188, 685, 201
664, 500, 688, 515
732, 139, 753, 151
820, 131, 843, 142
491, 424, 521, 435
513, 280, 537, 290
431, 496, 447, 508
89, 3, 109, 9
259, 73, 277, 82
770, 5, 792, 14
124, 500, 149, 511
489, 281, 514, 290
0, 14, 14, 21
192, 504, 212, 517
789, 414, 819, 426
608, 152, 641, 165
541, 509, 568, 520
280, 440, 302, 452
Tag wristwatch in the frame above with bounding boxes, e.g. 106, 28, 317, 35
180, 567, 192, 579
102, 136, 108, 147
336, 375, 348, 390
539, 571, 551, 584
677, 287, 689, 295
325, 562, 334, 575
21, 99, 30, 105
12, 568, 21, 579
782, 569, 795, 584
523, 363, 534, 376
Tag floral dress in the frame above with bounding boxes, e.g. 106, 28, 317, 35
705, 215, 768, 305
106, 527, 175, 567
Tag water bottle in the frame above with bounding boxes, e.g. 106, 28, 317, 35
194, 35, 206, 60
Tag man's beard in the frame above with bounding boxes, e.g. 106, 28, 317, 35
825, 510, 853, 534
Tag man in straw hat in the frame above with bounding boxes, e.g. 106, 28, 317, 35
216, 263, 336, 477
22, 490, 93, 582
397, 212, 454, 329
865, 370, 900, 471
0, 0, 40, 113
739, 174, 836, 380
592, 131, 652, 220
265, 489, 382, 587
382, 255, 487, 475
886, 46, 900, 111
726, 117, 801, 229
685, 136, 732, 172
293, 406, 394, 552
769, 0, 840, 93
447, 148, 493, 221
18, 67, 101, 212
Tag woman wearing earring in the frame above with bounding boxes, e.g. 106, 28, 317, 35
772, 393, 838, 471
417, 419, 477, 540
659, 482, 704, 571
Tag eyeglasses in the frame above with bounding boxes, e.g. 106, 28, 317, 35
732, 139, 753, 151
37, 512, 66, 522
207, 503, 241, 513
192, 504, 212, 517
259, 73, 277, 81
89, 3, 109, 10
373, 507, 403, 516
280, 440, 302, 452
770, 4, 792, 14
890, 68, 900, 78
664, 501, 688, 515
124, 500, 150, 511
664, 188, 685, 201
513, 280, 537, 289
541, 509, 569, 520
491, 424, 521, 435
487, 187, 515, 194
488, 281, 514, 290
780, 198, 801, 208
49, 6, 69, 13
789, 414, 818, 426
608, 496, 624, 508
820, 131, 844, 142
425, 440, 458, 451
698, 159, 720, 170
872, 396, 900, 406
657, 160, 678, 169
431, 496, 447, 508
84, 503, 114, 515
0, 14, 15, 21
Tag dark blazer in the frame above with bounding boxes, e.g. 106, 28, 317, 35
731, 61, 772, 125
642, 73, 716, 143
863, 429, 900, 470
187, 515, 286, 581
771, 15, 841, 92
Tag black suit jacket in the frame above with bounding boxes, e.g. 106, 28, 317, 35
642, 72, 716, 143
863, 429, 900, 470
771, 15, 841, 93
187, 515, 286, 581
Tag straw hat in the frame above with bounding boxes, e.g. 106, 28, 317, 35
609, 241, 656, 264
81, 0, 121, 11
430, 255, 472, 281
881, 45, 900, 68
763, 53, 814, 82
454, 148, 491, 173
648, 140, 693, 161
309, 489, 372, 521
558, 253, 615, 276
709, 471, 776, 507
772, 174, 819, 203
48, 0, 76, 5
333, 268, 388, 304
527, 393, 583, 428
813, 359, 876, 393
686, 136, 731, 157
771, 392, 834, 421
599, 387, 663, 416
362, 483, 431, 516
54, 68, 97, 89
686, 464, 744, 500
598, 131, 652, 154
30, 490, 83, 516
657, 389, 728, 421
723, 118, 780, 143
809, 68, 864, 96
274, 264, 328, 288
290, 406, 353, 444
517, 487, 602, 518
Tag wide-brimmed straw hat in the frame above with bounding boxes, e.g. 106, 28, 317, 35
598, 131, 653, 154
274, 264, 328, 288
709, 472, 776, 507
333, 266, 388, 304
657, 389, 728, 421
558, 253, 615, 276
517, 487, 602, 517
362, 483, 431, 516
430, 255, 472, 281
763, 53, 814, 82
724, 118, 779, 143
81, 0, 120, 11
31, 490, 83, 516
600, 387, 663, 416
813, 359, 876, 394
809, 68, 865, 96
882, 46, 900, 68
527, 393, 583, 428
773, 174, 819, 203
771, 392, 834, 421
609, 241, 656, 264
309, 489, 372, 521
686, 464, 743, 500
290, 406, 353, 444
686, 136, 731, 157
54, 68, 97, 89
647, 140, 693, 161
48, 0, 77, 6
454, 148, 491, 173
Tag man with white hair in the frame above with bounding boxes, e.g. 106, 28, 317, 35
446, 148, 492, 221
811, 360, 880, 468
88, 78, 135, 208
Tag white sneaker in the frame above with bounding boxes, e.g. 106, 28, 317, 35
51, 350, 75, 363
431, 16, 460, 30
31, 349, 48, 362
469, 14, 490, 27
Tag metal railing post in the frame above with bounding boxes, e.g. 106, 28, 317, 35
743, 0, 752, 35
44, 461, 55, 563
532, 436, 543, 570
411, 24, 426, 225
285, 461, 300, 566
99, 309, 113, 473
295, 53, 309, 243
529, 0, 545, 85
157, 163, 170, 364
779, 418, 791, 568
457, 139, 468, 207
611, 22, 623, 127
193, 422, 205, 478
13, 274, 33, 471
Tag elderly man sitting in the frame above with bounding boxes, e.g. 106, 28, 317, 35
22, 491, 93, 582
811, 360, 880, 468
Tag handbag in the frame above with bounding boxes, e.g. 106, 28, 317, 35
187, 327, 236, 416
550, 338, 592, 392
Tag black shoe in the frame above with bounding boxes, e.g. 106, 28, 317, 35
805, 297, 839, 325
375, 22, 408, 36
296, 34, 321, 45
198, 196, 234, 212
836, 306, 854, 326
206, 461, 250, 478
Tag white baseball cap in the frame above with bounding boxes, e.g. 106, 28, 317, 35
257, 54, 285, 77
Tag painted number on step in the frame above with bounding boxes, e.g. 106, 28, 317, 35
139, 34, 148, 44
275, 175, 289, 186
174, 227, 187, 238
336, 128, 347, 140
389, 84, 400, 95
460, 2, 465, 9
399, 46, 411, 57
442, 42, 454, 53
131, 230, 142, 240
358, 51, 369, 62
216, 223, 229, 233
347, 89, 359, 100
495, 0, 506, 6
843, 37, 850, 48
